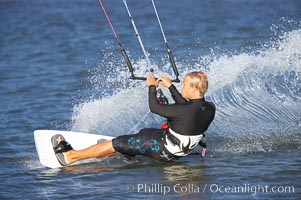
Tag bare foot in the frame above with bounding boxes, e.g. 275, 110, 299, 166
201, 148, 206, 158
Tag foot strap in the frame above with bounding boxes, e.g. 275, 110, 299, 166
53, 141, 73, 154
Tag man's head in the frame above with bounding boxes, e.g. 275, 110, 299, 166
181, 71, 208, 99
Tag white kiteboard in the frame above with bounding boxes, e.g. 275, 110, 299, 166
34, 130, 114, 169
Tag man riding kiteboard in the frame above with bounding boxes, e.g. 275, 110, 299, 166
52, 71, 215, 165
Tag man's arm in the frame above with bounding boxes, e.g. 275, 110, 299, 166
146, 76, 186, 118
168, 84, 187, 104
148, 85, 181, 118
157, 76, 187, 104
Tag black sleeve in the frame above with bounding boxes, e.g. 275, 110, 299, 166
148, 85, 185, 118
168, 84, 187, 104
208, 102, 216, 122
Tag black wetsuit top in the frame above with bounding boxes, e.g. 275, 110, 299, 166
112, 84, 215, 161
148, 85, 216, 135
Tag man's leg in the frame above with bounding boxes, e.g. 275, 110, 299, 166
64, 140, 116, 165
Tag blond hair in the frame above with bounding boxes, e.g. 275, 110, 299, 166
186, 71, 208, 96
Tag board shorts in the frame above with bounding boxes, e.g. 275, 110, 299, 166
112, 128, 204, 162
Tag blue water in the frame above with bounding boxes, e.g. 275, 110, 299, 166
1, 0, 301, 199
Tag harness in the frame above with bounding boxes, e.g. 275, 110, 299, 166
163, 128, 203, 156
